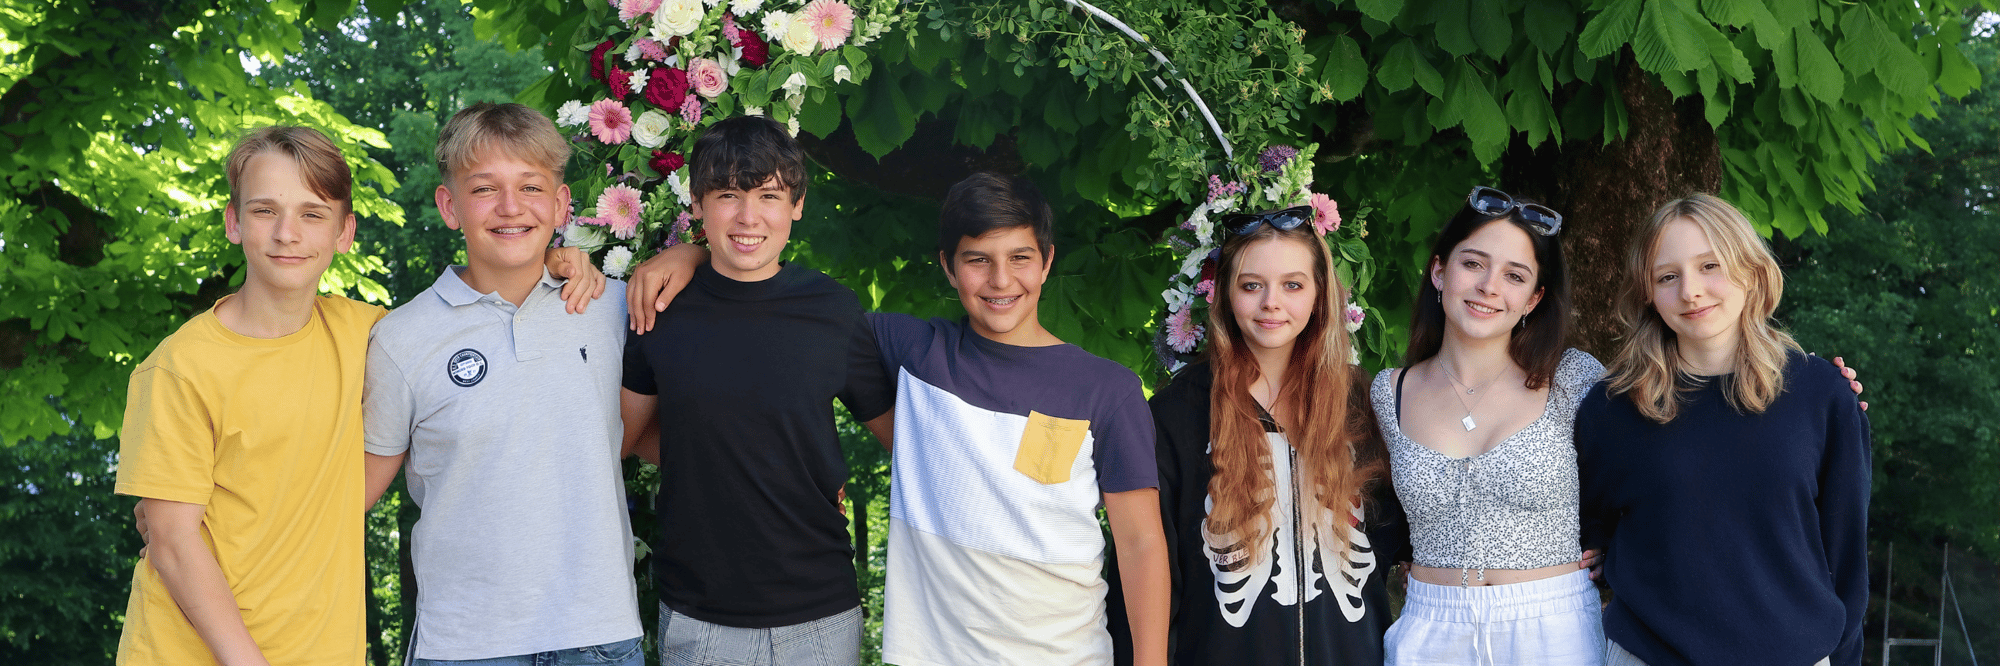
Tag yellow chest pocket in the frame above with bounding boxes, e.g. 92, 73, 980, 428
1014, 411, 1090, 484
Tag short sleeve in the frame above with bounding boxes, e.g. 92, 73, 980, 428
115, 365, 218, 505
866, 312, 926, 378
622, 327, 660, 396
837, 312, 894, 422
361, 334, 417, 457
1091, 369, 1159, 494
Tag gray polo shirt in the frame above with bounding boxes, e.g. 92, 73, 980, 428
363, 267, 640, 660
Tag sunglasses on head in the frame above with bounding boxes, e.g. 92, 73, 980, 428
1467, 186, 1562, 236
1222, 205, 1314, 237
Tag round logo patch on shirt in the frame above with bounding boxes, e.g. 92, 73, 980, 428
447, 349, 487, 387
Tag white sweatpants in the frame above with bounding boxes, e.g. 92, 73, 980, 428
1386, 568, 1604, 666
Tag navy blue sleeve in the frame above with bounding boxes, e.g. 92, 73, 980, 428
1819, 375, 1872, 666
838, 310, 895, 422
1093, 366, 1160, 494
866, 311, 928, 378
622, 327, 658, 396
1574, 382, 1616, 553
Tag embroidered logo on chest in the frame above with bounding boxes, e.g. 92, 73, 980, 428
447, 349, 487, 387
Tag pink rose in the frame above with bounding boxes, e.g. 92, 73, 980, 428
688, 57, 728, 99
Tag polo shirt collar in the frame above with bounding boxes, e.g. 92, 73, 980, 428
434, 266, 566, 307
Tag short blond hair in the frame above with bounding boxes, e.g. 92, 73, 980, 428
435, 103, 571, 184
1607, 193, 1799, 423
227, 126, 353, 216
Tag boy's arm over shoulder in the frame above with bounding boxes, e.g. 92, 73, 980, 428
836, 307, 895, 424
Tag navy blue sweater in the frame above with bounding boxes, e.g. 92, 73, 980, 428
1576, 351, 1870, 666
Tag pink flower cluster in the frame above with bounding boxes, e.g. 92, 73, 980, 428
1207, 175, 1245, 203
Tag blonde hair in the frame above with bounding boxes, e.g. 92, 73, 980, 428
226, 126, 353, 216
435, 103, 572, 184
1607, 194, 1799, 423
1202, 223, 1386, 566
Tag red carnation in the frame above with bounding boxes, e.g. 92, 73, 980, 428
590, 39, 617, 82
645, 67, 689, 111
1198, 258, 1216, 285
649, 150, 685, 176
737, 29, 770, 68
608, 66, 633, 101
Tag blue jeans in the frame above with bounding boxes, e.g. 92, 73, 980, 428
415, 637, 644, 666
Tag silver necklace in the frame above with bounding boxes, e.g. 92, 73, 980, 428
1437, 362, 1503, 431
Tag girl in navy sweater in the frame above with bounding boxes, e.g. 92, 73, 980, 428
1576, 194, 1871, 666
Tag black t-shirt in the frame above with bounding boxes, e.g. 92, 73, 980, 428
623, 262, 893, 628
1111, 362, 1406, 666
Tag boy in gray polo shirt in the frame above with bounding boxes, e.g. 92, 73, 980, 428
361, 103, 643, 665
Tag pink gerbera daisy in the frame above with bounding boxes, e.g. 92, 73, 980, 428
596, 184, 644, 240
619, 0, 662, 23
1164, 307, 1204, 353
588, 99, 634, 144
800, 0, 854, 52
1309, 192, 1341, 235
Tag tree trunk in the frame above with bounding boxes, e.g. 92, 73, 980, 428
1503, 54, 1723, 360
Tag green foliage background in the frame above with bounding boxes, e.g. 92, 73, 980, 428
2, 0, 1998, 663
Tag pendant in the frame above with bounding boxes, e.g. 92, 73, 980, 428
1462, 415, 1477, 431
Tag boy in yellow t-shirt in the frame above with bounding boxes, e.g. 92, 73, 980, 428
114, 126, 381, 666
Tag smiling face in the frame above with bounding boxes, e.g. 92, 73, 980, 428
1648, 217, 1747, 362
944, 225, 1053, 345
224, 151, 357, 296
692, 176, 803, 282
436, 149, 569, 287
1431, 218, 1544, 342
1228, 235, 1320, 356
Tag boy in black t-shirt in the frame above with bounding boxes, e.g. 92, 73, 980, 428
619, 115, 893, 666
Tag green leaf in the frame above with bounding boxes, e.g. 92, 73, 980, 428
1578, 0, 1643, 59
1469, 0, 1512, 59
1522, 0, 1575, 54
1444, 67, 1508, 159
1742, 2, 1787, 51
1324, 35, 1367, 102
1428, 0, 1478, 57
1767, 0, 1814, 29
1376, 40, 1419, 93
1700, 22, 1753, 83
1355, 0, 1407, 24
1771, 26, 1798, 88
1936, 41, 1981, 99
1834, 5, 1887, 77
1044, 88, 1078, 133
1698, 0, 1750, 27
1779, 86, 1810, 127
798, 89, 843, 139
1631, 0, 1705, 73
1792, 27, 1844, 104
1411, 48, 1445, 97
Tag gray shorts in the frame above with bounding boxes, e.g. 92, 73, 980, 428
658, 602, 861, 666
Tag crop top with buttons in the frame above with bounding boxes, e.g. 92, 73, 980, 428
1368, 348, 1604, 571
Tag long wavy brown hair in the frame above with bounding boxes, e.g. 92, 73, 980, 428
1202, 223, 1387, 564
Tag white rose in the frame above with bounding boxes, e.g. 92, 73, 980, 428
780, 14, 818, 54
602, 246, 635, 278
729, 0, 762, 15
781, 71, 808, 92
563, 222, 610, 253
761, 11, 791, 43
632, 110, 673, 148
832, 64, 852, 84
555, 100, 590, 127
652, 0, 704, 39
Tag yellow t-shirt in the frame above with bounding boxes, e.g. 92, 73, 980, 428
114, 294, 385, 666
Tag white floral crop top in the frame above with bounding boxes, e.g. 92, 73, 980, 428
1369, 349, 1604, 573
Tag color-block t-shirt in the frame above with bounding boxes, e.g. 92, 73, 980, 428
870, 314, 1157, 666
115, 294, 384, 666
